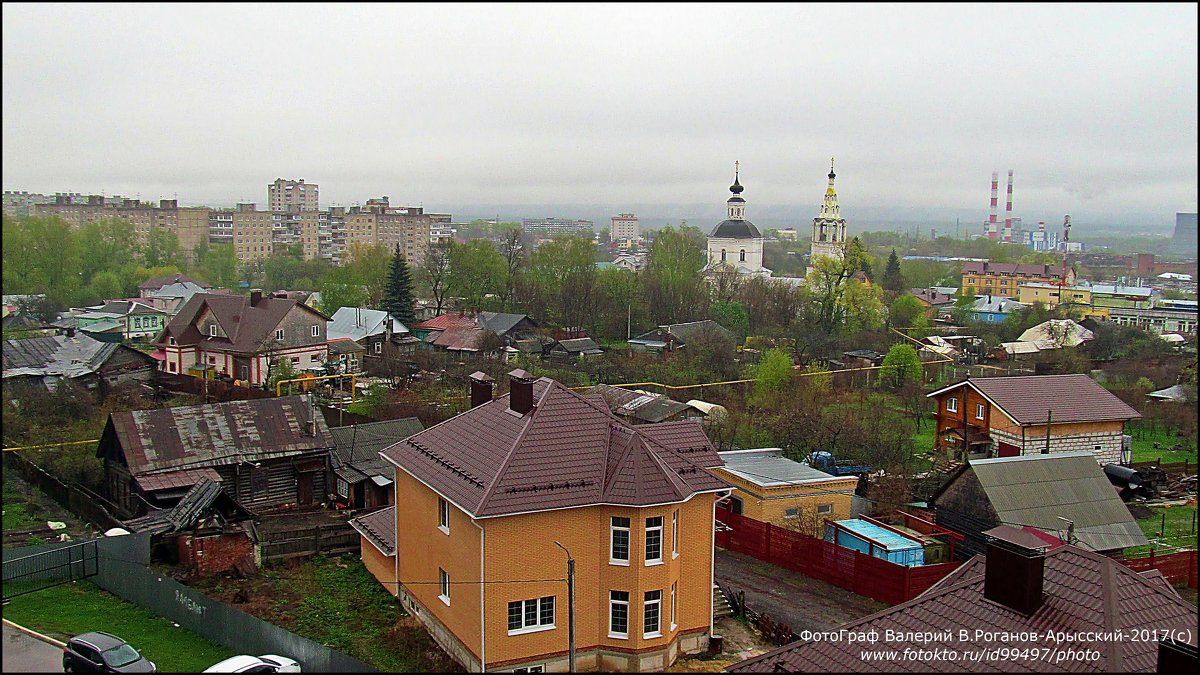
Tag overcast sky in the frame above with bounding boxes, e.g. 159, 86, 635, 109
3, 3, 1196, 226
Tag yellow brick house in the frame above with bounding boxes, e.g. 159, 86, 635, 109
710, 449, 859, 535
353, 370, 731, 672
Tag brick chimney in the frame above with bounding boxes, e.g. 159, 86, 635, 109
982, 525, 1048, 616
1157, 637, 1199, 672
507, 369, 536, 415
249, 289, 263, 307
469, 371, 495, 409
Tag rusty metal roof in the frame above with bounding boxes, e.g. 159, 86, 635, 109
134, 467, 223, 493
350, 505, 396, 556
102, 395, 332, 476
381, 377, 729, 518
330, 417, 424, 483
928, 375, 1142, 425
730, 544, 1198, 672
124, 478, 255, 536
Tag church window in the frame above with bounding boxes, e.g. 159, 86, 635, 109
720, 249, 726, 262
739, 249, 746, 262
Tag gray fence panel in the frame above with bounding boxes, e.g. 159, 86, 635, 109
84, 535, 377, 672
2, 539, 98, 599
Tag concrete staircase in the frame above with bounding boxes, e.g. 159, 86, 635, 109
713, 584, 734, 619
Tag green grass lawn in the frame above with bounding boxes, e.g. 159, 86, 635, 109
2, 477, 42, 531
1126, 504, 1199, 557
1, 581, 236, 672
1127, 423, 1198, 465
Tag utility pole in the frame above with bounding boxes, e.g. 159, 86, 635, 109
1044, 410, 1052, 454
554, 541, 575, 672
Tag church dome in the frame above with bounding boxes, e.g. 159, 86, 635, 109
710, 219, 762, 238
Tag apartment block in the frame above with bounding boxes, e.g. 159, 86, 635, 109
268, 178, 319, 212
960, 261, 1073, 298
522, 217, 595, 238
611, 213, 640, 241
31, 196, 211, 263
2, 190, 51, 217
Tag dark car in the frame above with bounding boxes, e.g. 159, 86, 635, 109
62, 632, 156, 673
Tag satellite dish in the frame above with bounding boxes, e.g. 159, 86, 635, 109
104, 527, 131, 537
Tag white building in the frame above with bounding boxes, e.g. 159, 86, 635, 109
807, 158, 848, 276
704, 163, 770, 278
268, 178, 319, 212
611, 213, 639, 241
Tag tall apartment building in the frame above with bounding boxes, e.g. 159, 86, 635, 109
610, 213, 639, 241
31, 196, 211, 263
2, 190, 51, 217
268, 178, 319, 212
521, 217, 594, 238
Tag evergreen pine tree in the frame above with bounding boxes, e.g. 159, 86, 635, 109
382, 244, 416, 325
882, 248, 906, 294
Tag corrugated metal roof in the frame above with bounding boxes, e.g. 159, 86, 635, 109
124, 478, 255, 535
134, 468, 223, 492
330, 418, 424, 483
381, 377, 729, 518
2, 334, 127, 381
970, 452, 1147, 552
104, 395, 333, 476
1017, 319, 1094, 347
350, 506, 396, 556
730, 544, 1197, 672
327, 307, 409, 342
716, 449, 842, 487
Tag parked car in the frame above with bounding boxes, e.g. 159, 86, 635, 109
203, 655, 302, 673
62, 632, 156, 673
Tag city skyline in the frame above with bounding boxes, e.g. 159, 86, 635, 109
3, 4, 1196, 226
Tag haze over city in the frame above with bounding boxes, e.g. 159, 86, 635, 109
3, 3, 1197, 230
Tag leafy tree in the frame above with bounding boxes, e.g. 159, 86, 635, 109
199, 243, 239, 288
343, 243, 391, 307
266, 355, 299, 393
593, 267, 646, 340
317, 266, 368, 315
447, 239, 505, 311
80, 218, 138, 282
889, 294, 926, 330
880, 343, 923, 390
381, 244, 417, 325
1, 215, 84, 307
86, 271, 125, 303
523, 236, 597, 331
140, 226, 183, 268
752, 348, 794, 400
643, 225, 709, 324
806, 236, 873, 334
882, 248, 906, 295
712, 300, 750, 340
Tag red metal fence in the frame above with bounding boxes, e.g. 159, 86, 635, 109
1116, 549, 1198, 589
715, 508, 961, 606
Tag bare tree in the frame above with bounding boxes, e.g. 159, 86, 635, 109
421, 241, 453, 315
497, 226, 527, 311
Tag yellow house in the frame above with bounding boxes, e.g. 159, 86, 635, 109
1016, 282, 1093, 310
709, 449, 858, 535
352, 370, 731, 672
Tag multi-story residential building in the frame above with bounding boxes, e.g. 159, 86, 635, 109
157, 290, 330, 385
32, 196, 211, 263
1016, 282, 1093, 310
611, 213, 640, 242
926, 374, 1141, 465
268, 178, 319, 212
960, 261, 1073, 299
522, 217, 595, 239
352, 370, 731, 672
2, 190, 51, 217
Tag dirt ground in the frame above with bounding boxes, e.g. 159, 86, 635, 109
2, 472, 97, 548
715, 549, 887, 633
254, 505, 355, 534
666, 615, 775, 672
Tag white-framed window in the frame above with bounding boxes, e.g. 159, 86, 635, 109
291, 356, 300, 364
336, 478, 349, 498
784, 507, 800, 519
643, 590, 662, 638
438, 497, 450, 534
209, 325, 217, 336
275, 329, 285, 340
374, 341, 382, 354
817, 503, 833, 515
438, 568, 450, 605
513, 666, 544, 673
645, 516, 663, 564
311, 325, 320, 337
670, 582, 677, 631
976, 403, 985, 420
310, 354, 320, 362
609, 591, 629, 638
507, 596, 555, 635
671, 510, 679, 559
610, 517, 630, 565
946, 397, 958, 413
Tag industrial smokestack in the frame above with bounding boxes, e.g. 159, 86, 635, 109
1003, 170, 1014, 243
988, 171, 999, 240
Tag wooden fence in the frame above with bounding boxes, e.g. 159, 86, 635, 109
1131, 459, 1195, 476
157, 372, 274, 402
3, 452, 123, 532
715, 508, 960, 606
259, 523, 360, 565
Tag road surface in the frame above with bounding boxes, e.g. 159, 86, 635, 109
3, 621, 63, 673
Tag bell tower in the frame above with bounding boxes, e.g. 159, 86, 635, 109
808, 157, 848, 275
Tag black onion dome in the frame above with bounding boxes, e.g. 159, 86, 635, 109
727, 195, 746, 204
710, 220, 762, 238
729, 176, 744, 195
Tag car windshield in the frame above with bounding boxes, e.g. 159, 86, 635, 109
102, 644, 141, 668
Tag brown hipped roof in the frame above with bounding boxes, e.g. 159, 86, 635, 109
100, 395, 332, 476
381, 377, 728, 518
730, 544, 1197, 673
928, 374, 1141, 425
162, 293, 331, 355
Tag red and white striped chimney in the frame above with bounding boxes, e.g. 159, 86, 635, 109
1003, 170, 1014, 243
988, 171, 999, 240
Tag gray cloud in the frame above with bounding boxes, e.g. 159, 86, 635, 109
3, 3, 1196, 226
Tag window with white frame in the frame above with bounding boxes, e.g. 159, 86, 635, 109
645, 516, 663, 564
946, 397, 958, 413
817, 503, 833, 515
438, 568, 450, 605
275, 329, 285, 340
671, 510, 679, 558
507, 596, 555, 634
610, 517, 630, 564
643, 590, 662, 637
609, 591, 629, 637
438, 497, 450, 534
209, 325, 217, 336
976, 403, 985, 420
670, 582, 677, 630
336, 478, 349, 498
311, 325, 320, 337
784, 507, 800, 519
513, 666, 544, 673
374, 341, 382, 354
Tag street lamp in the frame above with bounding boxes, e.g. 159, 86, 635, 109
553, 541, 575, 673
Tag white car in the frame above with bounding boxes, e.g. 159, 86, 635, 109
203, 655, 301, 673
